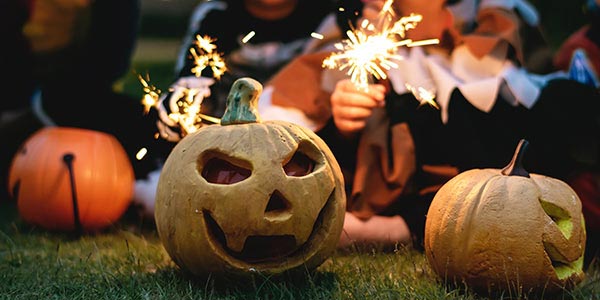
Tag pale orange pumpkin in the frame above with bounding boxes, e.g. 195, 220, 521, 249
424, 140, 586, 295
8, 127, 134, 232
155, 77, 346, 278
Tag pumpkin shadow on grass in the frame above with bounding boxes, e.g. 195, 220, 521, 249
172, 267, 339, 298
438, 274, 587, 300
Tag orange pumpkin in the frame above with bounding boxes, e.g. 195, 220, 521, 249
8, 127, 134, 232
155, 78, 346, 278
424, 140, 586, 295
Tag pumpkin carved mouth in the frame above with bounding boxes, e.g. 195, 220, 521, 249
202, 189, 334, 263
539, 199, 583, 280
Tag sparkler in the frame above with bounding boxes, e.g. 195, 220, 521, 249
138, 73, 161, 115
323, 0, 439, 92
139, 35, 225, 139
190, 35, 227, 80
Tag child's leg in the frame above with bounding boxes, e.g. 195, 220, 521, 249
338, 212, 411, 248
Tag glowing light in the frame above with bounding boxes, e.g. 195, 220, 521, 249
311, 32, 324, 40
405, 83, 438, 109
323, 1, 439, 92
164, 87, 220, 136
136, 148, 148, 160
138, 35, 226, 140
190, 35, 227, 80
242, 31, 255, 44
138, 74, 161, 114
407, 39, 439, 47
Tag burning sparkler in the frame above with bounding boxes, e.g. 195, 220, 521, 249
139, 35, 225, 139
323, 0, 439, 92
190, 35, 227, 80
138, 73, 161, 115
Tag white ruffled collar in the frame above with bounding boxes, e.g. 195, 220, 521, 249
387, 46, 566, 123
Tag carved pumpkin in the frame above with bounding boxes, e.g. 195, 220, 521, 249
424, 139, 586, 295
155, 77, 346, 278
8, 127, 134, 232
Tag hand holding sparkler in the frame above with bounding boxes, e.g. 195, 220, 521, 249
155, 76, 218, 142
330, 79, 387, 138
139, 35, 226, 142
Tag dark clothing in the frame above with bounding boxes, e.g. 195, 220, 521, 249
1, 0, 171, 201
319, 79, 600, 249
36, 0, 172, 179
169, 0, 340, 118
1, 0, 34, 111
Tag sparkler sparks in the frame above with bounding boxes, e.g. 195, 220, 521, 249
405, 83, 439, 109
163, 86, 221, 136
323, 1, 439, 92
190, 35, 227, 80
138, 35, 225, 140
138, 73, 161, 114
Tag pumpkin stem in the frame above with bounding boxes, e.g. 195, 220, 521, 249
501, 139, 530, 178
220, 77, 263, 125
63, 153, 83, 236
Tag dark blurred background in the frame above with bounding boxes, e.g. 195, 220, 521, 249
123, 0, 593, 101
136, 0, 590, 44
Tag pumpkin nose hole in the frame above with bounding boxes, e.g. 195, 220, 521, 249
202, 157, 251, 184
283, 152, 314, 177
265, 190, 290, 215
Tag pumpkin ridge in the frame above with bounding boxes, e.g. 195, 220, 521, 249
267, 122, 298, 160
454, 170, 498, 261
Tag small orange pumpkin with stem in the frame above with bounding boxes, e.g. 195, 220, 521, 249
425, 139, 586, 295
8, 127, 134, 233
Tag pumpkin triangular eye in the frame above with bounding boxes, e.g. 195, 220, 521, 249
283, 151, 314, 177
540, 199, 572, 239
202, 157, 251, 184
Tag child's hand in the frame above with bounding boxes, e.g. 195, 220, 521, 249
155, 76, 215, 142
330, 79, 386, 138
361, 0, 386, 24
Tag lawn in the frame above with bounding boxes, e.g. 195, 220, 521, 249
1, 192, 599, 300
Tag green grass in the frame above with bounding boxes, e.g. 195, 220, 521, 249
1, 199, 599, 300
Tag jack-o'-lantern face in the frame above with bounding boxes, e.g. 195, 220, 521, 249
155, 78, 346, 278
